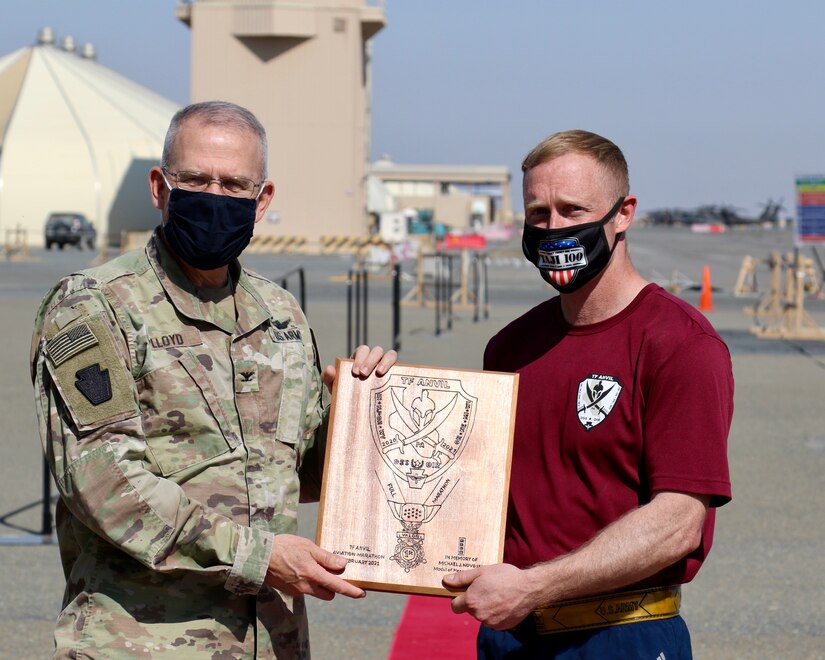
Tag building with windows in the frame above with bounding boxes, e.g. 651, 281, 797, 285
367, 158, 512, 230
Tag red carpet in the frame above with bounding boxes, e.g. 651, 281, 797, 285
388, 595, 480, 659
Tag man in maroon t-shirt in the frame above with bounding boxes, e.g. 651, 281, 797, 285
443, 131, 733, 659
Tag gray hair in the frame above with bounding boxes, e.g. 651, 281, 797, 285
161, 101, 269, 178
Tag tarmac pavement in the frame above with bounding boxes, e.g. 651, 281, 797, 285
1, 225, 824, 658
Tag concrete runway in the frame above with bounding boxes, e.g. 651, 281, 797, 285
1, 225, 824, 658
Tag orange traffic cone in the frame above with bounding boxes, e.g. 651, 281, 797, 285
698, 265, 714, 312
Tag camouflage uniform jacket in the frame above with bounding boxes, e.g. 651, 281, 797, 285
31, 232, 328, 658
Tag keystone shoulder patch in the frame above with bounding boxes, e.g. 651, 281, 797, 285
75, 363, 113, 405
576, 374, 622, 431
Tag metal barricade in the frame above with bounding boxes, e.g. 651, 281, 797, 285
434, 252, 455, 336
0, 457, 56, 545
472, 252, 489, 323
392, 264, 401, 353
275, 267, 306, 313
347, 268, 369, 354
402, 249, 488, 334
346, 265, 402, 356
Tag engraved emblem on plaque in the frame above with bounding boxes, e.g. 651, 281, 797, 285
370, 374, 477, 571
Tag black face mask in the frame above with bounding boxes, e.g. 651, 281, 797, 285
163, 188, 256, 270
522, 197, 625, 293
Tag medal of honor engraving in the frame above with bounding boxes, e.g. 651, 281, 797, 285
316, 360, 518, 596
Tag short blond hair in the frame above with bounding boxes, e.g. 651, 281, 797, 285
521, 130, 629, 197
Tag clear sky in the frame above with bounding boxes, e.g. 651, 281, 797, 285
2, 0, 823, 217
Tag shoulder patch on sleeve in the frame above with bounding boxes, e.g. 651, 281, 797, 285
45, 315, 137, 429
47, 322, 98, 366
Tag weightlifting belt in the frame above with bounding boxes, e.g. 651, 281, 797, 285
519, 585, 681, 635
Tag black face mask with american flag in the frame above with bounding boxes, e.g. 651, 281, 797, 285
521, 197, 624, 294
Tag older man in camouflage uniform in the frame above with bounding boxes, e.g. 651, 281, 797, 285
31, 101, 395, 658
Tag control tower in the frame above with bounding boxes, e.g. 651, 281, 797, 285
177, 0, 385, 240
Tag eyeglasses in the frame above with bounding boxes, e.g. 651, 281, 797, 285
162, 168, 264, 199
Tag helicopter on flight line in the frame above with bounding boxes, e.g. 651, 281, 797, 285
643, 199, 783, 227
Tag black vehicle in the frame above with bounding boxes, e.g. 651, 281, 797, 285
44, 212, 97, 250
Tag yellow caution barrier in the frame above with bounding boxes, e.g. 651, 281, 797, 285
319, 235, 383, 254
246, 235, 309, 254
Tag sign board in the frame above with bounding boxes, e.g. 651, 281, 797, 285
443, 234, 487, 250
795, 176, 825, 244
317, 360, 518, 596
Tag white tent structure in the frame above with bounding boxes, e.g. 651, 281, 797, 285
0, 28, 179, 248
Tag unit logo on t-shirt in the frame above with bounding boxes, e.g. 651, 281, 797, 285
576, 374, 622, 431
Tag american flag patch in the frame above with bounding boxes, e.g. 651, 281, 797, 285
48, 322, 99, 367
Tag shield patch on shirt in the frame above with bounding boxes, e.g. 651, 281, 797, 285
576, 374, 622, 431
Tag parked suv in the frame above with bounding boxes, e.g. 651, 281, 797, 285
44, 212, 96, 250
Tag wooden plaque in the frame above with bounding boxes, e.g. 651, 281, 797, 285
316, 360, 518, 596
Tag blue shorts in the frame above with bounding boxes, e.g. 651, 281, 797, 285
478, 616, 692, 660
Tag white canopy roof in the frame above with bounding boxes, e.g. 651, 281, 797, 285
0, 35, 179, 247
